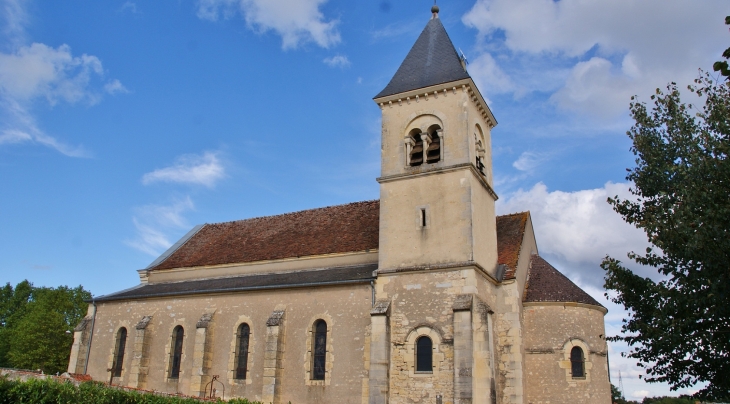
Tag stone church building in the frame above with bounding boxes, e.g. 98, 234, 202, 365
69, 7, 611, 404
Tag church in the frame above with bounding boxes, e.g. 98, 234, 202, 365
68, 6, 611, 404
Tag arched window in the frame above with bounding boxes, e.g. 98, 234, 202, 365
408, 131, 424, 166
570, 346, 585, 378
169, 326, 184, 379
415, 336, 433, 372
235, 323, 250, 380
312, 320, 327, 380
426, 125, 441, 164
111, 327, 127, 377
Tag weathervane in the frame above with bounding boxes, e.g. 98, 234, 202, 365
431, 0, 439, 17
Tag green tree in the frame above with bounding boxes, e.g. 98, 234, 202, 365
0, 281, 91, 374
601, 72, 730, 400
0, 280, 33, 367
713, 16, 730, 79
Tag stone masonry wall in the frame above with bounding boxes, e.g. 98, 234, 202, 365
85, 284, 372, 404
522, 304, 610, 404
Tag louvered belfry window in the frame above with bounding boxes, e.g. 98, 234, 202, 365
312, 320, 327, 380
409, 133, 424, 166
170, 326, 184, 379
570, 346, 585, 378
112, 327, 127, 377
235, 323, 251, 380
416, 336, 433, 372
426, 128, 441, 164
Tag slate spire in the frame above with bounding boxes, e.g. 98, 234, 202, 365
374, 8, 470, 99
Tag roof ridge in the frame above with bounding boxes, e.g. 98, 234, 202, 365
208, 199, 380, 227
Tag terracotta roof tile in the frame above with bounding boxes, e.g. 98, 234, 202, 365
150, 200, 533, 274
150, 200, 380, 271
496, 212, 529, 280
524, 255, 603, 308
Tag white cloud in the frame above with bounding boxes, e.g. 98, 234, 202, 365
119, 1, 140, 14
323, 54, 349, 68
104, 79, 128, 94
632, 390, 650, 399
497, 182, 650, 282
468, 52, 513, 98
1, 0, 27, 46
0, 43, 105, 105
512, 151, 548, 172
462, 0, 727, 117
126, 198, 195, 257
142, 151, 225, 187
0, 2, 126, 156
196, 0, 340, 49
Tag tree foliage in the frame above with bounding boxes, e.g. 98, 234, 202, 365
0, 281, 91, 374
601, 71, 730, 400
713, 16, 730, 79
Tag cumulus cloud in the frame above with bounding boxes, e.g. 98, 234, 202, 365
497, 182, 651, 284
0, 2, 126, 156
196, 0, 340, 49
142, 151, 225, 187
323, 55, 349, 68
462, 0, 727, 118
126, 198, 195, 257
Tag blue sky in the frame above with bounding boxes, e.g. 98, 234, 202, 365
0, 0, 727, 398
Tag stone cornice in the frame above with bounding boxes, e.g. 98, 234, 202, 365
373, 78, 497, 129
522, 301, 608, 315
377, 163, 498, 201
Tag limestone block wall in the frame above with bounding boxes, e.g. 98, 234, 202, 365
522, 304, 610, 404
376, 267, 501, 404
85, 284, 372, 404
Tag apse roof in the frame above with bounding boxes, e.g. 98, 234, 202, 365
374, 16, 470, 99
524, 255, 604, 308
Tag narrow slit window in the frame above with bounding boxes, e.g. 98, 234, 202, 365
235, 323, 250, 380
570, 346, 585, 378
426, 131, 441, 163
415, 336, 433, 372
169, 326, 184, 379
312, 320, 327, 380
409, 133, 424, 166
420, 208, 427, 227
112, 327, 127, 377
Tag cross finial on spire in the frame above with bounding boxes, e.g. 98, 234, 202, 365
431, 1, 439, 18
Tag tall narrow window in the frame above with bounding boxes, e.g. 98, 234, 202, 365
570, 346, 585, 378
235, 323, 250, 380
420, 208, 427, 227
169, 326, 184, 379
426, 127, 441, 164
112, 327, 127, 377
409, 133, 424, 166
312, 320, 327, 380
415, 336, 433, 372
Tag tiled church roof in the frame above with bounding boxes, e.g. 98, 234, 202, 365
374, 17, 470, 99
495, 212, 529, 279
149, 200, 531, 273
524, 255, 603, 308
149, 200, 380, 271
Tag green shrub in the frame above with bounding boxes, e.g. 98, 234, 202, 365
0, 377, 263, 404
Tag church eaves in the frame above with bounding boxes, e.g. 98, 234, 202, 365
374, 15, 470, 99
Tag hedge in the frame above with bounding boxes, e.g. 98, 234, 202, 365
0, 377, 262, 404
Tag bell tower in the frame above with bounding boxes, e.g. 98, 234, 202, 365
373, 5, 500, 277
